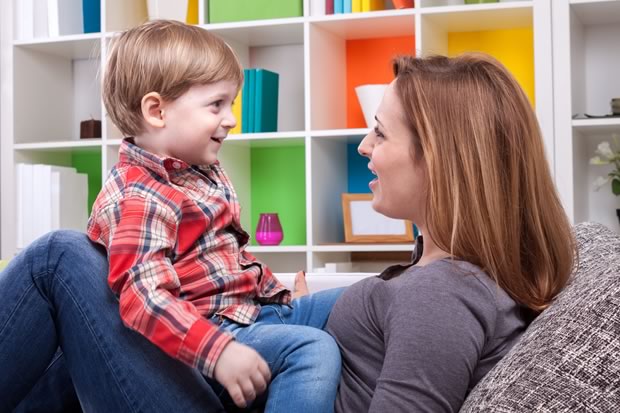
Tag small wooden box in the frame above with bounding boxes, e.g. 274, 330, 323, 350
80, 119, 102, 139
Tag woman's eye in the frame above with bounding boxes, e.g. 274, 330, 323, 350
374, 127, 385, 138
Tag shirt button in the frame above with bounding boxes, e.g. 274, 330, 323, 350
172, 161, 182, 169
197, 179, 206, 187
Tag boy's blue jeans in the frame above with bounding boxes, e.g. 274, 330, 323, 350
0, 230, 344, 412
213, 288, 344, 412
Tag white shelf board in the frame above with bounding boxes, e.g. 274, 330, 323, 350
14, 140, 103, 150
246, 245, 308, 253
421, 2, 533, 32
312, 244, 415, 252
572, 117, 620, 134
204, 18, 304, 46
570, 0, 620, 25
310, 9, 416, 39
13, 34, 101, 59
226, 131, 306, 141
310, 128, 370, 138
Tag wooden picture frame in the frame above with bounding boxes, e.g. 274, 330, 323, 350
341, 193, 414, 243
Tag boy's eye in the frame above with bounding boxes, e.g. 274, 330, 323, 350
211, 100, 223, 108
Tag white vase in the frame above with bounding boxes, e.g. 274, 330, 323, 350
355, 84, 388, 128
147, 0, 188, 22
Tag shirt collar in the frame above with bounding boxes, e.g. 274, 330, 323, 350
119, 138, 193, 181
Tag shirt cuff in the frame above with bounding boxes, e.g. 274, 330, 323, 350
180, 318, 235, 378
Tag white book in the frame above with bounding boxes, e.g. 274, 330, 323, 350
17, 0, 35, 40
50, 166, 78, 230
32, 164, 53, 240
15, 164, 31, 249
33, 0, 50, 38
48, 0, 83, 37
147, 0, 188, 22
310, 0, 326, 16
60, 172, 88, 232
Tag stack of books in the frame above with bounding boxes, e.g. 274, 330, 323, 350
16, 163, 89, 249
15, 0, 100, 40
241, 68, 279, 134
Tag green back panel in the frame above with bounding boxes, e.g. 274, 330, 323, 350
209, 0, 303, 23
250, 144, 305, 246
71, 150, 102, 214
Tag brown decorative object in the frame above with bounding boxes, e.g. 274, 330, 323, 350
80, 119, 102, 139
342, 193, 414, 243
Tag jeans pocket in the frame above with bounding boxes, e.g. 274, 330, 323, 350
258, 305, 284, 324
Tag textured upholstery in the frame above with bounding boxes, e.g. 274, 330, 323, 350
460, 222, 620, 412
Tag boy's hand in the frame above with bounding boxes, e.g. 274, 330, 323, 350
214, 341, 271, 408
292, 270, 309, 299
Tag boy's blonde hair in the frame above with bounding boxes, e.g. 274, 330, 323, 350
103, 19, 243, 137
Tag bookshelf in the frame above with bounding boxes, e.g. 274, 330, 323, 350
1, 0, 560, 275
553, 0, 620, 233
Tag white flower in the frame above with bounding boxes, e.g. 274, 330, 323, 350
590, 156, 609, 165
595, 141, 615, 160
593, 176, 610, 191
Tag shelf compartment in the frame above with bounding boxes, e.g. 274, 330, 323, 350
14, 146, 102, 214
568, 2, 620, 117
219, 138, 306, 246
310, 16, 415, 130
212, 22, 305, 133
572, 118, 620, 135
14, 39, 102, 145
310, 134, 382, 245
420, 6, 534, 105
246, 252, 307, 274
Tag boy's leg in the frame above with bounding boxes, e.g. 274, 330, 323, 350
0, 230, 225, 413
277, 287, 346, 328
223, 320, 341, 413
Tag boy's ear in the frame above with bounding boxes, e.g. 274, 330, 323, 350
141, 92, 165, 128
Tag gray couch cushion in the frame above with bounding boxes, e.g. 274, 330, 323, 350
460, 222, 620, 412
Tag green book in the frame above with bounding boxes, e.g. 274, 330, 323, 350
209, 0, 303, 23
255, 69, 279, 133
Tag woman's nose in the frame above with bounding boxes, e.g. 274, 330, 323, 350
358, 133, 372, 158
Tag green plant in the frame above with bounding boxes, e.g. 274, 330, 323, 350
590, 135, 620, 196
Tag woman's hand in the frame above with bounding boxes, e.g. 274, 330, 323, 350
292, 271, 309, 299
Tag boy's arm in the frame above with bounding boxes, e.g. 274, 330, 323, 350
89, 195, 233, 378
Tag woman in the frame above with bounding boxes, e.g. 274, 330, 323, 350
326, 53, 575, 412
0, 53, 574, 412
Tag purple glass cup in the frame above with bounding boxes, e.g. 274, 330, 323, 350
255, 213, 283, 246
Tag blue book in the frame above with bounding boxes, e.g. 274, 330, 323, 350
344, 0, 352, 13
242, 69, 251, 133
249, 69, 256, 133
254, 69, 279, 133
82, 0, 101, 33
335, 0, 344, 14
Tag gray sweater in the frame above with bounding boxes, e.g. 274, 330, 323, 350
326, 258, 527, 413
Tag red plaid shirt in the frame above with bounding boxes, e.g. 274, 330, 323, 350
87, 139, 291, 377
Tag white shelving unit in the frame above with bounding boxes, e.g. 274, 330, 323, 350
552, 0, 620, 233
1, 0, 558, 275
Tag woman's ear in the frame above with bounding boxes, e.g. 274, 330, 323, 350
141, 92, 165, 128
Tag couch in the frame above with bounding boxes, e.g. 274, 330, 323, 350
460, 222, 620, 412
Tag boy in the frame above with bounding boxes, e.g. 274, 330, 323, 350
88, 20, 342, 412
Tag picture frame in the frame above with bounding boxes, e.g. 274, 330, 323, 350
341, 193, 414, 243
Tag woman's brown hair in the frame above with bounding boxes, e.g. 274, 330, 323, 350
393, 53, 575, 313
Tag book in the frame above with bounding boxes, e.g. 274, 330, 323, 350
326, 0, 334, 15
231, 90, 242, 135
248, 69, 256, 133
242, 69, 251, 133
33, 0, 50, 38
82, 0, 100, 33
335, 0, 343, 14
48, 0, 84, 37
209, 0, 303, 23
254, 69, 279, 133
361, 0, 384, 11
310, 0, 326, 16
18, 0, 35, 40
352, 0, 362, 12
344, 0, 352, 14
